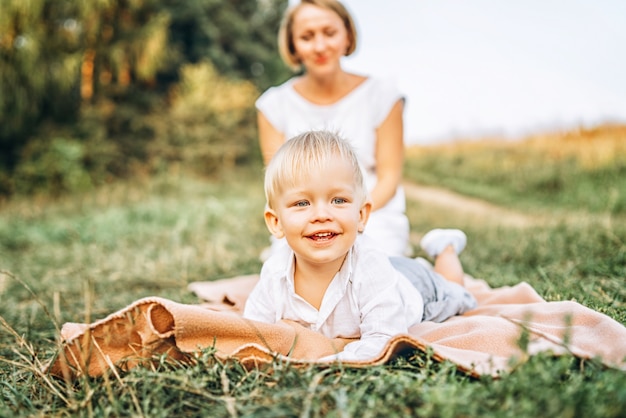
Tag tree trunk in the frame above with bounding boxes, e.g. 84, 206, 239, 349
81, 49, 95, 102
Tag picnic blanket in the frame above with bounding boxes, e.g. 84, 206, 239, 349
47, 275, 626, 379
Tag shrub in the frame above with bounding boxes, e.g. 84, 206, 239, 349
152, 61, 260, 176
13, 137, 93, 196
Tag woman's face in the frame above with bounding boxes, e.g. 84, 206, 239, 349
291, 4, 350, 75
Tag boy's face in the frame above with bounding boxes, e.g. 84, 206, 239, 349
265, 154, 371, 270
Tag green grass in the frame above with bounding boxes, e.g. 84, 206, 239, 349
1, 147, 626, 416
1, 168, 269, 321
404, 125, 626, 214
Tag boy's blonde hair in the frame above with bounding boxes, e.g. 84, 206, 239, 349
278, 0, 358, 72
265, 130, 367, 209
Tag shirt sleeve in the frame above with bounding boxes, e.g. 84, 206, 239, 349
370, 77, 405, 128
255, 85, 286, 133
323, 252, 418, 361
242, 263, 277, 324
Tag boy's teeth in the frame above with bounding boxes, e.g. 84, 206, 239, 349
311, 232, 333, 240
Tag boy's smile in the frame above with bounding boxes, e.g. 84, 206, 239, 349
308, 231, 336, 241
265, 154, 370, 273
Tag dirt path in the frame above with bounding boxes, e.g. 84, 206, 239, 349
402, 182, 537, 228
403, 182, 614, 229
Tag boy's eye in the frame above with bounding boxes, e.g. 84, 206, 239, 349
332, 197, 347, 204
294, 200, 309, 207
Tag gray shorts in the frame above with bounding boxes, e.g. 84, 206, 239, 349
390, 257, 477, 322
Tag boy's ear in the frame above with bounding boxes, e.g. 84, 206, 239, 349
264, 207, 285, 239
357, 199, 372, 233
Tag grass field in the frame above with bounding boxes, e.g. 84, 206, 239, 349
404, 124, 626, 214
1, 126, 625, 417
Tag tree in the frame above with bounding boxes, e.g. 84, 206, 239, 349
163, 0, 290, 91
76, 0, 171, 103
0, 0, 171, 166
1, 0, 292, 196
0, 0, 81, 167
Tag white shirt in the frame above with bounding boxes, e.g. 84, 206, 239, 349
243, 237, 425, 361
256, 77, 409, 256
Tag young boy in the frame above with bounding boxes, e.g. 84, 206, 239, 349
243, 130, 476, 361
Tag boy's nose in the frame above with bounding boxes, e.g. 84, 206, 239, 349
312, 203, 332, 221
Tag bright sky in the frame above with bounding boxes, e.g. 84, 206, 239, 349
316, 0, 626, 144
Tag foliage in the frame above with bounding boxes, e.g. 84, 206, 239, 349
0, 0, 82, 161
404, 124, 626, 214
0, 0, 290, 198
3, 59, 262, 196
163, 0, 291, 91
12, 137, 93, 196
153, 61, 261, 175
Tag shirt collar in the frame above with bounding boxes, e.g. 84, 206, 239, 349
280, 246, 355, 296
283, 250, 297, 292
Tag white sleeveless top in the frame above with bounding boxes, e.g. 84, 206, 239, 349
256, 76, 409, 256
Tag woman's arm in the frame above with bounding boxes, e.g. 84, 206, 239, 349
370, 99, 405, 211
257, 111, 286, 166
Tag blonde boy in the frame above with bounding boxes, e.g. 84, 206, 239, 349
243, 130, 476, 360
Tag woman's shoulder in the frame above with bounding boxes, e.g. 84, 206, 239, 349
256, 78, 299, 112
259, 77, 297, 98
359, 75, 401, 95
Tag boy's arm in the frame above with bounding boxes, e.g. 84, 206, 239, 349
242, 267, 278, 324
324, 261, 421, 362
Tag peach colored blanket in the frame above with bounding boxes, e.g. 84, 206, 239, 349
47, 275, 626, 379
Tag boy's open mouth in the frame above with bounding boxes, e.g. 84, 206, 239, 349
309, 232, 336, 241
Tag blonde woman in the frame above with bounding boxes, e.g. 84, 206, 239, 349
256, 0, 409, 257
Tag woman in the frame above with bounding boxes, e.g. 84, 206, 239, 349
256, 0, 409, 257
